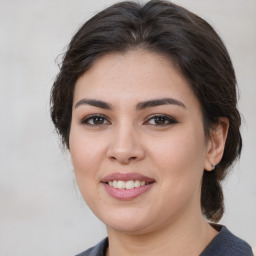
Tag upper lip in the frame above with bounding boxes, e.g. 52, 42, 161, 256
101, 172, 155, 183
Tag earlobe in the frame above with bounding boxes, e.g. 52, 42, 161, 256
204, 117, 229, 171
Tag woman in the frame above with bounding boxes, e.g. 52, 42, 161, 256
50, 1, 253, 255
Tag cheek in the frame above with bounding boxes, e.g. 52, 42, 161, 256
69, 126, 106, 191
149, 126, 206, 188
69, 131, 104, 208
148, 131, 206, 217
70, 126, 102, 167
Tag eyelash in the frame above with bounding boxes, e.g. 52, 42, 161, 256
80, 114, 177, 127
144, 114, 178, 126
81, 114, 110, 126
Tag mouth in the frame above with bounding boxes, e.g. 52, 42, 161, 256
101, 172, 155, 200
106, 180, 153, 189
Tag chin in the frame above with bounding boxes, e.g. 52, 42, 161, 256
107, 221, 153, 235
98, 208, 155, 234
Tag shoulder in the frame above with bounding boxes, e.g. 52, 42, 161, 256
201, 225, 253, 256
75, 238, 108, 256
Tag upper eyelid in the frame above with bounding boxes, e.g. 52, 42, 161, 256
81, 114, 110, 123
83, 113, 107, 118
80, 113, 177, 124
145, 114, 178, 125
145, 114, 177, 121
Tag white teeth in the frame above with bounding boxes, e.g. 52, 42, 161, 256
125, 180, 134, 189
117, 180, 126, 189
140, 181, 146, 186
113, 180, 118, 188
134, 180, 140, 188
108, 180, 148, 189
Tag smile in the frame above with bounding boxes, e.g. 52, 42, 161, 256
101, 172, 155, 200
108, 180, 149, 189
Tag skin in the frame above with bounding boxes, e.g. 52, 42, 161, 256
69, 50, 229, 256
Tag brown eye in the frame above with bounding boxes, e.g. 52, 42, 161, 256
91, 116, 105, 125
146, 115, 177, 126
153, 116, 168, 125
81, 115, 110, 126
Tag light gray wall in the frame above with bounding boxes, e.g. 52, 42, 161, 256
0, 0, 255, 255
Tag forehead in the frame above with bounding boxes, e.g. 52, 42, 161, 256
73, 49, 199, 109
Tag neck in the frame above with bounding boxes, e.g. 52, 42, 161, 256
106, 214, 218, 256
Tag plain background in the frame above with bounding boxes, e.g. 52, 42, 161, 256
0, 0, 255, 255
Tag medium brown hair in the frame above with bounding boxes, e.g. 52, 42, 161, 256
50, 0, 242, 222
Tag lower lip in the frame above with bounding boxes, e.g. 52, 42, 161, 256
103, 183, 154, 200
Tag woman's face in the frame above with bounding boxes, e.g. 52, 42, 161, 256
69, 50, 212, 234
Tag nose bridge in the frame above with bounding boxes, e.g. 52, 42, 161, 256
107, 118, 144, 163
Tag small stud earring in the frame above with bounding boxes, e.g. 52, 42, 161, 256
212, 164, 216, 170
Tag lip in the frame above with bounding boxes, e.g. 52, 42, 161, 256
101, 172, 155, 183
101, 172, 155, 200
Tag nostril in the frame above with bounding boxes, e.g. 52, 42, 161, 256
108, 155, 137, 165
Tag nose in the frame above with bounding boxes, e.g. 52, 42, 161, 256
106, 123, 145, 165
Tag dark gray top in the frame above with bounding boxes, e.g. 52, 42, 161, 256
76, 225, 253, 256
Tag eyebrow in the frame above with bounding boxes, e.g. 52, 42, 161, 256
136, 98, 186, 110
74, 97, 186, 110
75, 99, 112, 109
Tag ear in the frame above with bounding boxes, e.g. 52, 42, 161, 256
204, 117, 229, 171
